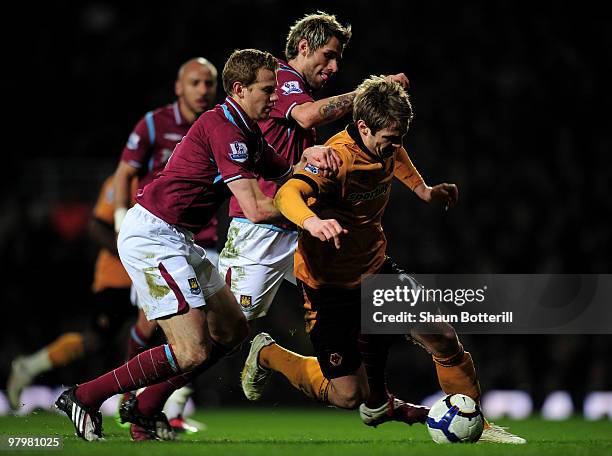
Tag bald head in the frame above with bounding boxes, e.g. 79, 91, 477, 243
175, 57, 218, 123
177, 57, 218, 81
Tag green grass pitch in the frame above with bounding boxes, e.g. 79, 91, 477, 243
1, 408, 611, 455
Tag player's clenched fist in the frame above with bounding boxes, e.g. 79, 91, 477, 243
430, 183, 459, 209
303, 216, 348, 249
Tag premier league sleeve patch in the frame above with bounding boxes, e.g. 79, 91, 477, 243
229, 141, 249, 163
305, 164, 320, 175
281, 81, 304, 95
127, 132, 140, 150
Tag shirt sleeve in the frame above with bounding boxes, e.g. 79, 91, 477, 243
258, 141, 292, 181
394, 147, 425, 191
208, 123, 258, 184
270, 68, 314, 121
120, 115, 152, 169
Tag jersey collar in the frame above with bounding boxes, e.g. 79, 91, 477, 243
172, 102, 190, 127
224, 97, 259, 133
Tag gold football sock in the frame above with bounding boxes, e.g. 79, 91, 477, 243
260, 344, 330, 402
47, 332, 86, 368
433, 347, 481, 402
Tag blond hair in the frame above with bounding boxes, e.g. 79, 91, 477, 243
353, 76, 413, 134
285, 12, 352, 60
222, 49, 278, 95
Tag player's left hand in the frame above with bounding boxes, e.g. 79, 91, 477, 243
430, 183, 458, 210
301, 146, 343, 177
385, 73, 410, 89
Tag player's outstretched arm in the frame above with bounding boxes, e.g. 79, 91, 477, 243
275, 179, 347, 249
414, 182, 459, 209
227, 178, 283, 224
291, 92, 356, 129
289, 74, 408, 129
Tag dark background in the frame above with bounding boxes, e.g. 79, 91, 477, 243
3, 1, 611, 411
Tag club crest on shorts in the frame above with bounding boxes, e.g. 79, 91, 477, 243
188, 277, 201, 295
329, 353, 342, 367
240, 295, 253, 309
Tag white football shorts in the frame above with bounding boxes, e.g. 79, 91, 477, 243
217, 218, 297, 320
118, 204, 225, 320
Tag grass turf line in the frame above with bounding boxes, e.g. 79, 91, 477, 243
1, 408, 611, 456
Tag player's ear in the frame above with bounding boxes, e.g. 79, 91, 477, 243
232, 81, 245, 99
356, 120, 370, 137
175, 79, 183, 97
298, 39, 310, 57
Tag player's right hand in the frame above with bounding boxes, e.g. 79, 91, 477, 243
302, 145, 343, 177
385, 73, 410, 89
303, 216, 347, 249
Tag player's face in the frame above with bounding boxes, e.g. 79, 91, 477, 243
243, 68, 279, 121
302, 36, 342, 90
177, 63, 217, 118
364, 124, 406, 159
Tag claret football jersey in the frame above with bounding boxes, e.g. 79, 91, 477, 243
137, 97, 291, 233
229, 59, 316, 221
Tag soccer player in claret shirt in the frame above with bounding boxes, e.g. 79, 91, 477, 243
219, 12, 408, 321
55, 48, 340, 442
246, 76, 526, 444
221, 11, 419, 427
112, 57, 221, 434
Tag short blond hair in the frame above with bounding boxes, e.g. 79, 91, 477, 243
222, 49, 278, 95
285, 12, 352, 60
353, 76, 413, 134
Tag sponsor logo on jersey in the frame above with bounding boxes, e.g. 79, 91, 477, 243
305, 164, 320, 175
229, 141, 249, 162
281, 81, 303, 95
329, 353, 343, 367
347, 183, 390, 202
240, 295, 253, 309
163, 133, 184, 142
188, 277, 201, 295
127, 132, 140, 150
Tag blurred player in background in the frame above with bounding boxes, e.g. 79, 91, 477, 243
55, 49, 340, 442
246, 76, 526, 444
112, 57, 220, 434
6, 175, 135, 410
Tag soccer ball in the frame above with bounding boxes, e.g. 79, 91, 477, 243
426, 394, 484, 444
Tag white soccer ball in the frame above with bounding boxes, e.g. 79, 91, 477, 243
426, 394, 484, 444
